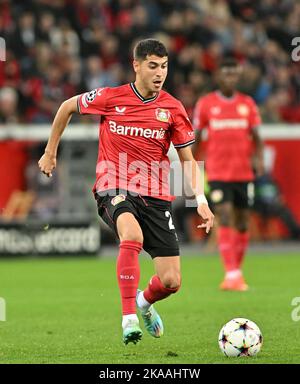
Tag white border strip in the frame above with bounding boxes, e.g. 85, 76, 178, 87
0, 124, 300, 141
260, 127, 300, 140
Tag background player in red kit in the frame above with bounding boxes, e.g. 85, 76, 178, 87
193, 58, 264, 291
38, 39, 214, 344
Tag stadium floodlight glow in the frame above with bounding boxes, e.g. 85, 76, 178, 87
0, 37, 5, 61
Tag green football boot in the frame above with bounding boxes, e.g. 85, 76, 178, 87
122, 318, 143, 345
136, 289, 164, 338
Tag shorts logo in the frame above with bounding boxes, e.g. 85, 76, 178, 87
111, 194, 126, 206
156, 108, 170, 122
237, 104, 249, 116
210, 189, 224, 203
247, 182, 255, 206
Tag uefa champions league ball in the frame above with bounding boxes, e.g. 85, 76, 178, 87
218, 318, 263, 357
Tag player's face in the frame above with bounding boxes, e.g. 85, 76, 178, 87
218, 66, 241, 93
134, 55, 168, 94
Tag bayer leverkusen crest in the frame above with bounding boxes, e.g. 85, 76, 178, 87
237, 104, 249, 116
156, 108, 170, 123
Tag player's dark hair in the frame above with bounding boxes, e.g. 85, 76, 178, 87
219, 57, 239, 69
133, 39, 168, 60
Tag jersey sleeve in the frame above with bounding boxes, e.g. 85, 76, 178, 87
248, 98, 262, 129
77, 87, 108, 115
171, 103, 195, 148
193, 98, 208, 130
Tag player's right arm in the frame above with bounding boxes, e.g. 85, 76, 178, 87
38, 96, 78, 177
39, 87, 108, 177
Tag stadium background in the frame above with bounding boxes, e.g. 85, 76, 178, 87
0, 0, 300, 365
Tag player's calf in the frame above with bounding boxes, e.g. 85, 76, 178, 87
143, 275, 181, 304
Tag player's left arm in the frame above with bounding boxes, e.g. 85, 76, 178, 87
176, 146, 214, 234
248, 97, 264, 177
251, 127, 264, 177
192, 97, 207, 161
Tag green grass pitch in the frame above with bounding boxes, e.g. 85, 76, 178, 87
0, 252, 300, 364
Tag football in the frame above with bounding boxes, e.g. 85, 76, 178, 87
218, 318, 263, 357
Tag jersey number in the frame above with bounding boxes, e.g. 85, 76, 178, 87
165, 211, 175, 230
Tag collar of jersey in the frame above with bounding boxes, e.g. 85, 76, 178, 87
215, 90, 238, 102
130, 82, 159, 103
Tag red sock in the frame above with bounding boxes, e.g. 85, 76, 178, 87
143, 275, 180, 305
218, 226, 237, 272
117, 240, 142, 315
234, 231, 249, 269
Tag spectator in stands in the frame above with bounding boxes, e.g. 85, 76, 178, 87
0, 87, 19, 123
0, 0, 299, 124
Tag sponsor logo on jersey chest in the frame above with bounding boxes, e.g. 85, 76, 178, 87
210, 118, 248, 130
108, 120, 166, 139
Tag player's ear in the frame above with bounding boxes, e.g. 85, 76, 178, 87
133, 59, 140, 74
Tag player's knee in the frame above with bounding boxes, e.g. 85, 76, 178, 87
119, 230, 143, 243
218, 213, 232, 227
160, 272, 181, 291
215, 204, 233, 227
234, 216, 249, 232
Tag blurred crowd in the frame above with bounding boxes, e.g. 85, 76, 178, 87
0, 0, 300, 124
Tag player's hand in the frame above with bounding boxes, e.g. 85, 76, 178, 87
255, 158, 265, 178
38, 152, 56, 177
197, 203, 214, 234
253, 156, 265, 178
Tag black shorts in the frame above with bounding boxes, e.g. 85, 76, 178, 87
95, 190, 180, 258
208, 181, 255, 209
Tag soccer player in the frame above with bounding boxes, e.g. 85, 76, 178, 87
38, 39, 214, 344
193, 58, 264, 291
